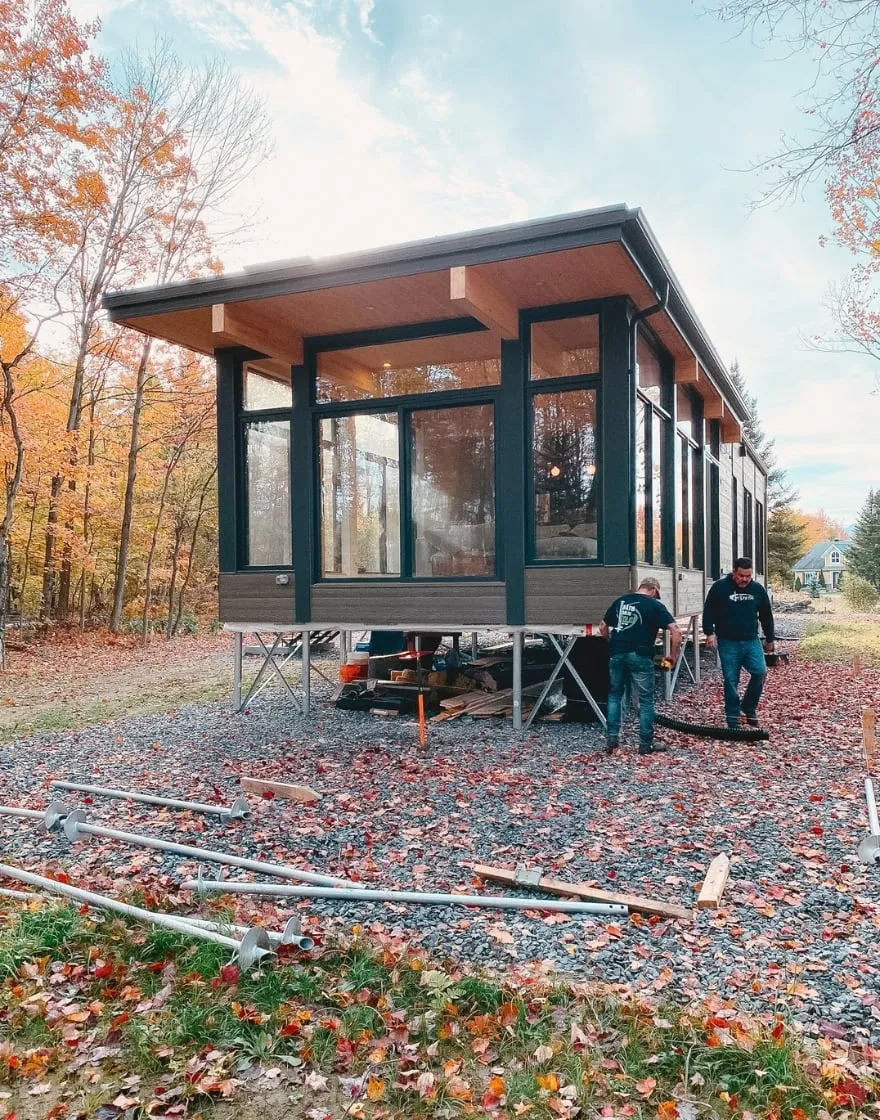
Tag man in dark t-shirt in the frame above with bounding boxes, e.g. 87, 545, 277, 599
600, 578, 682, 756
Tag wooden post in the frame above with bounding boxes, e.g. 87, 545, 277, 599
697, 853, 730, 909
864, 709, 876, 774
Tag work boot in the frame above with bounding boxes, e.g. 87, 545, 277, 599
638, 742, 667, 756
743, 712, 760, 727
605, 738, 619, 754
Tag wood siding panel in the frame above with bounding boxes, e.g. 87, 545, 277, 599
310, 582, 506, 626
677, 569, 706, 616
636, 565, 674, 603
524, 566, 630, 625
219, 572, 295, 624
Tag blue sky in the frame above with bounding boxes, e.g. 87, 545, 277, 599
75, 0, 879, 524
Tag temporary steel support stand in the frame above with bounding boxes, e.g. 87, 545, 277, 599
237, 632, 304, 713
512, 630, 523, 731
59, 809, 354, 887
858, 777, 880, 865
0, 861, 273, 968
50, 781, 249, 822
183, 877, 628, 917
523, 633, 606, 731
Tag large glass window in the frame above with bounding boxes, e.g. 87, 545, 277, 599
245, 420, 291, 566
652, 411, 665, 563
636, 397, 648, 563
675, 433, 689, 568
243, 364, 292, 410
743, 487, 754, 561
732, 476, 739, 561
529, 315, 599, 381
637, 334, 666, 409
317, 332, 499, 404
533, 388, 598, 559
411, 405, 495, 577
320, 413, 400, 577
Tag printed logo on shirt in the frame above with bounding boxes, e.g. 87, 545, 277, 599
728, 592, 754, 602
615, 601, 643, 631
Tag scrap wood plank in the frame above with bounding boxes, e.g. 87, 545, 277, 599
696, 853, 730, 910
864, 708, 876, 773
240, 776, 320, 803
472, 863, 692, 921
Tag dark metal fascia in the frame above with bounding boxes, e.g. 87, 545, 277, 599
102, 205, 634, 319
620, 213, 751, 423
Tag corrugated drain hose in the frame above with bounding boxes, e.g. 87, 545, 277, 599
654, 712, 769, 741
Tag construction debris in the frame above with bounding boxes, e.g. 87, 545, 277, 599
472, 863, 692, 920
697, 853, 731, 909
51, 779, 249, 821
0, 861, 274, 968
240, 776, 320, 803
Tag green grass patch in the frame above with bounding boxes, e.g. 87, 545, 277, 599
800, 620, 880, 666
0, 901, 875, 1118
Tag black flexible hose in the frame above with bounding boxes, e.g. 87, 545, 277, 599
654, 712, 770, 741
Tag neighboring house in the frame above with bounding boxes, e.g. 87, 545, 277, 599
793, 539, 850, 589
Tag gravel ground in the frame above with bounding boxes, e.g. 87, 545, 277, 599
1, 642, 878, 1046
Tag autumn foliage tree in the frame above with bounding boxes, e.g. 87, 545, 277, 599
0, 0, 271, 651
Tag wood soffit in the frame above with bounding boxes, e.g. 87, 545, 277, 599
118, 240, 736, 420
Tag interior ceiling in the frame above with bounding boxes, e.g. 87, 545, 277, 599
119, 239, 722, 407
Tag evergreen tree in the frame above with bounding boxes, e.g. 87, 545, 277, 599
730, 361, 798, 512
767, 506, 807, 587
848, 489, 880, 590
730, 360, 804, 586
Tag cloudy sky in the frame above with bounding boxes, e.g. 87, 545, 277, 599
74, 0, 878, 524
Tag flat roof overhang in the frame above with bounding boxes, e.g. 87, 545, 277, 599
103, 204, 749, 439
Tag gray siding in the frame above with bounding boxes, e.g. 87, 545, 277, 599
524, 566, 630, 625
678, 569, 706, 615
636, 565, 674, 603
311, 582, 506, 626
219, 572, 295, 624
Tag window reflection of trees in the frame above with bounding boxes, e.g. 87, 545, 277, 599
411, 405, 495, 577
246, 421, 291, 566
320, 414, 400, 577
533, 389, 598, 559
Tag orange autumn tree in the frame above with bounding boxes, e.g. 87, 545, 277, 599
0, 0, 105, 629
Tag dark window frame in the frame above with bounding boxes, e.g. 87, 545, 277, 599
309, 321, 502, 583
237, 359, 295, 570
635, 325, 673, 567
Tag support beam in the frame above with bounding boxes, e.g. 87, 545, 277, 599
449, 266, 518, 338
674, 354, 700, 384
703, 395, 724, 421
721, 414, 743, 443
212, 303, 303, 365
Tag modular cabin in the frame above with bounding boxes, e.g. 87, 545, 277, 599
103, 205, 767, 719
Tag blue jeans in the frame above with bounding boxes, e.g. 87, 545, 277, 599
717, 638, 766, 727
607, 652, 655, 747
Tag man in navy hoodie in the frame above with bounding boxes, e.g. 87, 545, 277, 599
702, 557, 775, 729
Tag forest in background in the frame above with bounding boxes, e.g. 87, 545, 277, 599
0, 0, 269, 644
